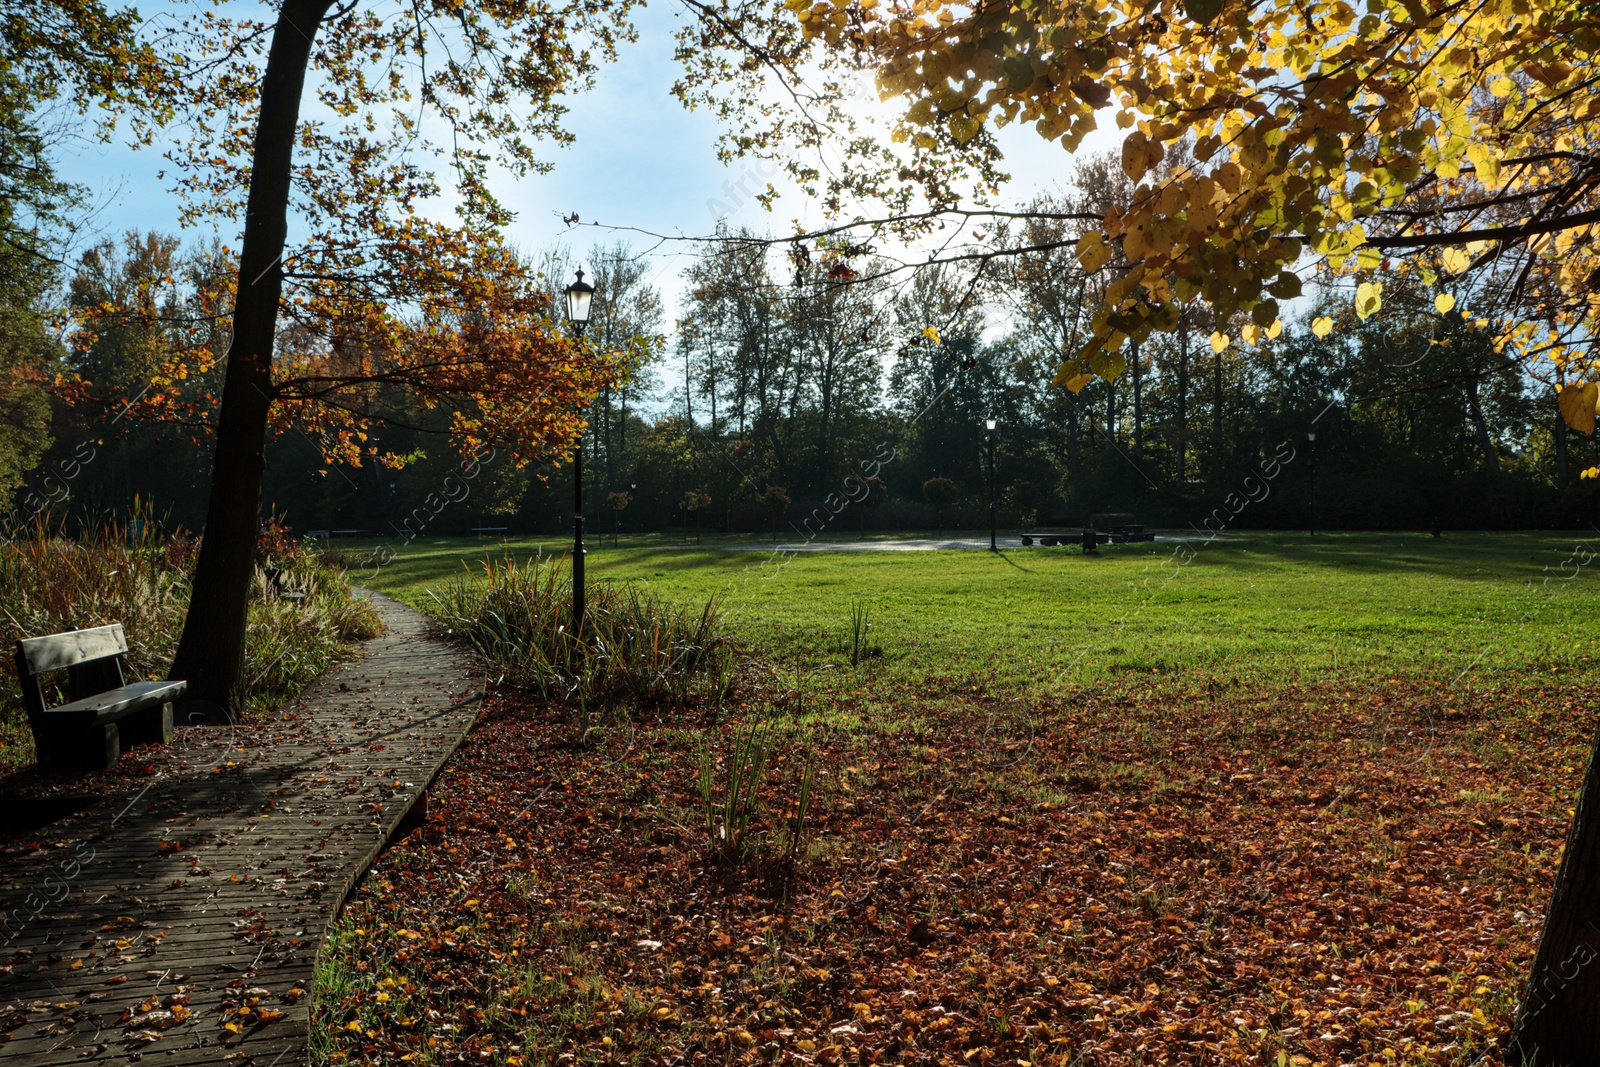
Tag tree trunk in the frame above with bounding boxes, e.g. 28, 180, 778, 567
1556, 415, 1569, 484
602, 385, 612, 486
1555, 368, 1568, 484
168, 0, 333, 715
1466, 378, 1499, 471
1067, 395, 1080, 474
1509, 720, 1600, 1065
1177, 311, 1189, 484
1131, 337, 1143, 460
1212, 344, 1224, 474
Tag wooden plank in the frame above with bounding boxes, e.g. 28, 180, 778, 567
0, 593, 478, 1066
16, 625, 128, 677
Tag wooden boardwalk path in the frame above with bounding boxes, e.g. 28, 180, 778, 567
0, 593, 480, 1065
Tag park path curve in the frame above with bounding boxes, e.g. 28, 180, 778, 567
0, 592, 480, 1066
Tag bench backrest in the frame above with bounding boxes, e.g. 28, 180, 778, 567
17, 624, 128, 678
14, 625, 129, 721
1088, 512, 1137, 531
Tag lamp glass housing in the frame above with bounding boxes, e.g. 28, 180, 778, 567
563, 269, 595, 328
985, 418, 997, 431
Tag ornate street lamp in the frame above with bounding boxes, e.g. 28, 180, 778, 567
985, 417, 998, 552
564, 268, 594, 334
563, 269, 595, 637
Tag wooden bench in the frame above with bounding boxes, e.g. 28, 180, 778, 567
1100, 524, 1156, 544
15, 624, 188, 771
1022, 527, 1150, 551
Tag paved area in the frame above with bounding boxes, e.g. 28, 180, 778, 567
0, 593, 480, 1065
715, 533, 1218, 552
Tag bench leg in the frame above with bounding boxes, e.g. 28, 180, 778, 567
88, 723, 119, 770
42, 722, 120, 771
121, 701, 175, 748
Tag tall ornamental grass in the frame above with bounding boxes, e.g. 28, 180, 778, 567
429, 554, 734, 709
0, 519, 383, 771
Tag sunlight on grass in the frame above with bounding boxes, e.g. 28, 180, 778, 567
352, 530, 1600, 688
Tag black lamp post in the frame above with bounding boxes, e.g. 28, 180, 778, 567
986, 417, 998, 551
1307, 430, 1317, 537
563, 269, 595, 637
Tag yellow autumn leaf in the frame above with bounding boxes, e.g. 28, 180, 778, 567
1441, 247, 1471, 274
1311, 316, 1334, 338
1076, 231, 1112, 273
1434, 292, 1456, 314
1355, 280, 1382, 320
1120, 129, 1155, 179
1558, 381, 1598, 435
922, 326, 941, 345
948, 112, 981, 143
1090, 349, 1126, 380
1209, 331, 1229, 354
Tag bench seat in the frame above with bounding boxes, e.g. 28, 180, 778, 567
48, 680, 188, 724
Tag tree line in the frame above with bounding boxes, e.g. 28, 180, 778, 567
11, 210, 1597, 542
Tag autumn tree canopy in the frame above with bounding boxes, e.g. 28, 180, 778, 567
11, 0, 657, 708
681, 0, 1599, 457
52, 0, 654, 469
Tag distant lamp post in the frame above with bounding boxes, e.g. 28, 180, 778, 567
563, 269, 595, 637
985, 417, 998, 552
622, 482, 635, 547
1306, 430, 1318, 537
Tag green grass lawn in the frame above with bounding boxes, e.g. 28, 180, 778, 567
345, 530, 1600, 689
314, 529, 1600, 1066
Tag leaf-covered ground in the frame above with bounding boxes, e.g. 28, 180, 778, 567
314, 674, 1585, 1066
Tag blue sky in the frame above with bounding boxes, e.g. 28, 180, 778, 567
51, 1, 1120, 353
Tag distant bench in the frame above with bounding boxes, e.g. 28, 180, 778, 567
1022, 524, 1156, 549
15, 624, 187, 771
264, 565, 307, 602
1096, 524, 1155, 544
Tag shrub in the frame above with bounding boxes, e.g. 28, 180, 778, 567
242, 560, 385, 698
427, 553, 734, 709
0, 520, 383, 771
922, 476, 959, 509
